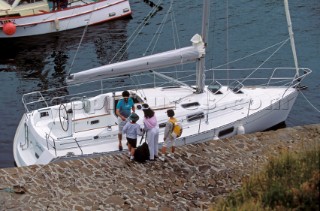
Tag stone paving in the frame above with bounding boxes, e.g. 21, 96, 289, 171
0, 124, 319, 210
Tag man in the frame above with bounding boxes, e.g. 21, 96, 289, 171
116, 91, 135, 151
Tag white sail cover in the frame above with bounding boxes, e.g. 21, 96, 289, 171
66, 34, 205, 84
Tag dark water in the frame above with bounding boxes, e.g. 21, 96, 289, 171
0, 0, 319, 168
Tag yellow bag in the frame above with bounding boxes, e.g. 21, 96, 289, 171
169, 118, 183, 138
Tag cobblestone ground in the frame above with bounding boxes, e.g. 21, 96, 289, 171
0, 124, 319, 210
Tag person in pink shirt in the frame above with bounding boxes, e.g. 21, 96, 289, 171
141, 104, 159, 161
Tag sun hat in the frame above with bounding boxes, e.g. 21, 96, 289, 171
141, 103, 149, 110
129, 113, 139, 122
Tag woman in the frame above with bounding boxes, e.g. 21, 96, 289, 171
142, 104, 159, 161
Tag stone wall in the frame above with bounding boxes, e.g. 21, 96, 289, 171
0, 124, 319, 210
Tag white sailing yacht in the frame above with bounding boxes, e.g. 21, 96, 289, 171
13, 0, 311, 167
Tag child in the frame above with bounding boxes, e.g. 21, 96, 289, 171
122, 113, 142, 160
159, 109, 177, 161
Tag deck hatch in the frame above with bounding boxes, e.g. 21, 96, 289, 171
187, 112, 204, 122
182, 102, 200, 108
208, 84, 223, 95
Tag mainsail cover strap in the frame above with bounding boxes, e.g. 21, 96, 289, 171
66, 35, 205, 85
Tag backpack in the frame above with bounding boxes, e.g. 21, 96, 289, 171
169, 118, 183, 138
134, 133, 150, 163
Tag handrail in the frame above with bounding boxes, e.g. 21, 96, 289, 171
22, 91, 49, 112
45, 133, 57, 156
20, 122, 30, 150
45, 133, 84, 156
21, 67, 311, 113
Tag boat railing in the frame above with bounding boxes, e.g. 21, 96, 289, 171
21, 67, 311, 113
45, 133, 57, 156
45, 133, 84, 156
22, 91, 49, 113
207, 67, 311, 88
20, 122, 30, 150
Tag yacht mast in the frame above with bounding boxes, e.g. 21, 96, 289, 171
284, 0, 299, 77
196, 0, 210, 93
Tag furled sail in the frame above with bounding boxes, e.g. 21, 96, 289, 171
66, 34, 205, 84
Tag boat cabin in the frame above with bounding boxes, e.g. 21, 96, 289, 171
0, 0, 93, 17
0, 0, 50, 17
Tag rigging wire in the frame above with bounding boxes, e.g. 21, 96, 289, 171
170, 3, 182, 79
170, 2, 180, 49
67, 4, 96, 75
110, 0, 163, 63
298, 90, 320, 113
130, 74, 147, 100
239, 38, 289, 85
67, 22, 89, 76
145, 0, 173, 55
211, 38, 290, 70
203, 39, 291, 105
128, 0, 186, 91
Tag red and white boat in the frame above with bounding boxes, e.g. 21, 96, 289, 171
0, 0, 131, 38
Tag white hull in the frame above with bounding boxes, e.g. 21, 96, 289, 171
0, 0, 131, 38
13, 85, 299, 167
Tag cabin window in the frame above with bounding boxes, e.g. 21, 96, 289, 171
91, 120, 99, 125
218, 127, 234, 137
40, 111, 49, 118
181, 102, 200, 108
109, 12, 116, 17
18, 0, 43, 6
187, 112, 204, 122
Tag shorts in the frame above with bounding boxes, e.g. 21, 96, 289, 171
126, 137, 137, 148
163, 137, 175, 148
118, 117, 128, 134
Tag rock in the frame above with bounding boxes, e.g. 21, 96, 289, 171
0, 124, 319, 210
